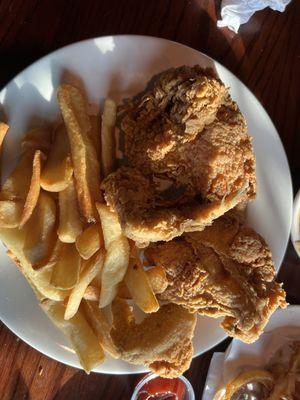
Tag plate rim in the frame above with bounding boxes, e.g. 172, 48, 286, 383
0, 34, 293, 374
230, 304, 300, 346
291, 188, 300, 257
266, 303, 300, 328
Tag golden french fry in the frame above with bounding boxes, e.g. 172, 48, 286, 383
96, 203, 121, 248
75, 223, 103, 260
6, 249, 19, 263
50, 242, 81, 289
37, 237, 61, 269
2, 228, 68, 301
0, 200, 23, 227
124, 259, 159, 313
0, 227, 27, 262
145, 266, 168, 294
82, 299, 119, 359
29, 264, 70, 301
57, 84, 101, 222
0, 122, 9, 147
89, 114, 102, 162
41, 300, 104, 373
58, 176, 83, 243
96, 203, 129, 307
23, 191, 57, 268
83, 285, 100, 301
118, 266, 168, 298
19, 150, 43, 228
84, 265, 167, 301
21, 127, 52, 153
0, 123, 9, 187
113, 283, 128, 299
101, 99, 117, 178
214, 370, 274, 400
99, 236, 130, 308
91, 274, 101, 289
40, 124, 73, 192
0, 151, 34, 201
65, 249, 105, 320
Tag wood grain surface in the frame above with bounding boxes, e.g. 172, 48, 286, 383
0, 1, 299, 399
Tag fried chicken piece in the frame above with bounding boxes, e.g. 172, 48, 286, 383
146, 213, 286, 343
122, 66, 255, 202
103, 66, 256, 244
110, 299, 197, 378
103, 166, 247, 244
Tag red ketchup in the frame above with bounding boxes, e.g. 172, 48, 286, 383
136, 376, 186, 400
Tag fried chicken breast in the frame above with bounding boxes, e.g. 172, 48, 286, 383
110, 299, 197, 378
103, 166, 247, 244
103, 65, 256, 244
146, 213, 286, 343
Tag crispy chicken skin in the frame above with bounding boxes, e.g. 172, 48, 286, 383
146, 213, 286, 343
122, 66, 255, 202
102, 65, 256, 244
103, 166, 247, 244
110, 299, 197, 378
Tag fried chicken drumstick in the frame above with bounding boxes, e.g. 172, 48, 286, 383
146, 212, 286, 343
102, 65, 256, 244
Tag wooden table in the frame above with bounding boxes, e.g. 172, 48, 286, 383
0, 1, 299, 399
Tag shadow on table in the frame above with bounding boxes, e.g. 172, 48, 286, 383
53, 370, 137, 400
185, 337, 231, 397
7, 369, 30, 400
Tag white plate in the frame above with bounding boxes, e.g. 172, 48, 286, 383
259, 305, 300, 332
225, 306, 300, 373
0, 35, 293, 374
291, 189, 300, 257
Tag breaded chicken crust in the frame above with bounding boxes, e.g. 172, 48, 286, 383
146, 212, 286, 343
103, 65, 256, 244
110, 299, 197, 378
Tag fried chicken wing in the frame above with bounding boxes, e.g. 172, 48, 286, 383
110, 299, 197, 378
102, 66, 256, 244
146, 213, 286, 343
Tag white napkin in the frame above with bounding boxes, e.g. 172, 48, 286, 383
217, 0, 292, 33
202, 327, 300, 399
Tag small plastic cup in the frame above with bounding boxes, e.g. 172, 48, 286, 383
131, 373, 195, 400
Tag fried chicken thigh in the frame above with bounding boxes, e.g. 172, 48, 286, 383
103, 66, 256, 244
110, 299, 197, 378
146, 213, 286, 343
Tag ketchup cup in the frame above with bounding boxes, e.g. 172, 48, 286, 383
131, 373, 195, 400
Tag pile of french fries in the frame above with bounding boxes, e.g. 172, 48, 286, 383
0, 86, 167, 373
